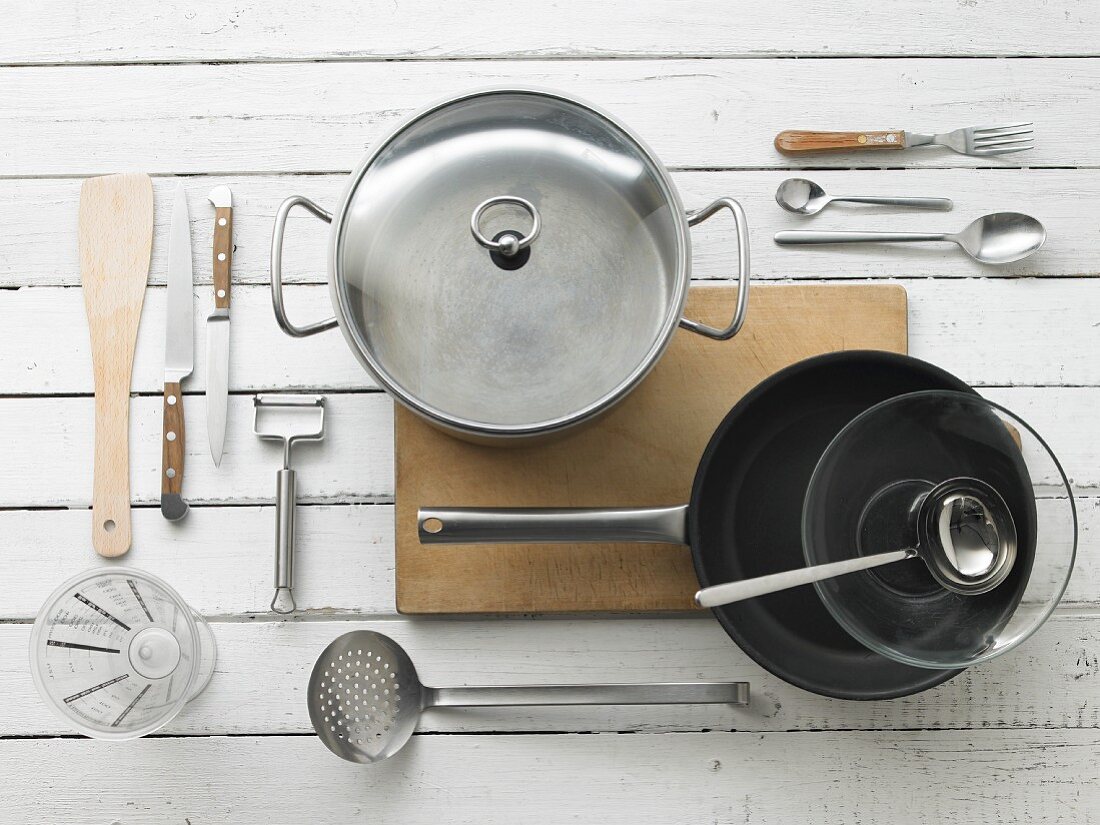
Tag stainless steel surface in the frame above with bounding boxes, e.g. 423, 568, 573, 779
775, 178, 953, 215
679, 198, 750, 340
774, 212, 1046, 264
206, 186, 233, 467
695, 549, 916, 608
253, 395, 326, 615
270, 88, 751, 441
470, 195, 541, 256
905, 122, 1034, 156
164, 183, 194, 385
696, 476, 1018, 609
307, 630, 749, 764
270, 195, 338, 338
418, 504, 689, 545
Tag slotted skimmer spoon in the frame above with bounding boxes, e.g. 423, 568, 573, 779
308, 631, 750, 763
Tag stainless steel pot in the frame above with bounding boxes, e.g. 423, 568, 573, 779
271, 88, 750, 442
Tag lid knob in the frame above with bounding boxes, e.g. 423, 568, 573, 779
471, 195, 541, 258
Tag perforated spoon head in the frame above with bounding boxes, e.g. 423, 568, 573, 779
307, 631, 425, 763
776, 178, 829, 215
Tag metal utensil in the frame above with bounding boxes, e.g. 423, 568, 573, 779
253, 395, 326, 614
205, 185, 233, 467
161, 182, 194, 522
775, 178, 952, 215
694, 478, 1017, 608
775, 123, 1034, 157
271, 88, 751, 444
78, 173, 154, 556
774, 212, 1046, 264
308, 630, 749, 764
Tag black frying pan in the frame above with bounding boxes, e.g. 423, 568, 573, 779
419, 351, 986, 699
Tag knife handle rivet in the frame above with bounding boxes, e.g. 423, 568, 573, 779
167, 395, 177, 406
167, 431, 177, 442
217, 289, 226, 299
166, 468, 176, 479
218, 217, 227, 226
218, 252, 227, 262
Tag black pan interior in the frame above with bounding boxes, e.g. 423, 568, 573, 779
688, 351, 973, 699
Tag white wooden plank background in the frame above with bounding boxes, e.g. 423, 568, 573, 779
2, 1, 1098, 822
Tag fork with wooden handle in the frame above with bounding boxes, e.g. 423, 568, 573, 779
79, 174, 154, 557
775, 123, 1034, 157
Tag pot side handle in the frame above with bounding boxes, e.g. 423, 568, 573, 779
680, 197, 750, 341
270, 195, 340, 338
418, 505, 689, 546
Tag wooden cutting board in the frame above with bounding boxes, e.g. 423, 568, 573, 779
395, 283, 907, 614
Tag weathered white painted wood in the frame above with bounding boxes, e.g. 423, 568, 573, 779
1, 60, 1093, 175
4, 730, 1097, 824
8, 0, 1100, 64
0, 386, 1093, 508
4, 278, 1099, 395
4, 614, 1099, 737
0, 394, 394, 507
3, 170, 1094, 289
0, 497, 1093, 619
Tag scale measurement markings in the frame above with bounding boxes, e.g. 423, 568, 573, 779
127, 579, 154, 622
63, 674, 129, 704
46, 640, 120, 654
73, 592, 131, 631
111, 684, 150, 727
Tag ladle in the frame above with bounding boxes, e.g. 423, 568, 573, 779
695, 477, 1017, 608
308, 630, 749, 764
775, 178, 953, 215
773, 211, 1046, 264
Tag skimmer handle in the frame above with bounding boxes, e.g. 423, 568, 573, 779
427, 682, 749, 708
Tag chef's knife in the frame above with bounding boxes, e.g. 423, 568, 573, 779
206, 185, 233, 467
161, 182, 194, 521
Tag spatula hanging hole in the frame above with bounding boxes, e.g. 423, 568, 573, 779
102, 519, 116, 533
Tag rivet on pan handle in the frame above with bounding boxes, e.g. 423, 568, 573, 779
270, 195, 339, 338
680, 197, 750, 341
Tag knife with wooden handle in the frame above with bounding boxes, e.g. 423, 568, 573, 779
161, 182, 194, 521
206, 185, 233, 467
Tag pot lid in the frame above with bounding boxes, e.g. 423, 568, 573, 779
331, 89, 688, 436
802, 390, 1076, 669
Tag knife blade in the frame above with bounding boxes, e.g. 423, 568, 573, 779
206, 185, 233, 467
161, 182, 194, 521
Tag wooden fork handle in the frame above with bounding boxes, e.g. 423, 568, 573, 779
775, 130, 906, 154
160, 381, 189, 521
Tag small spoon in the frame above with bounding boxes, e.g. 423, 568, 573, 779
308, 630, 749, 764
695, 478, 1017, 609
776, 178, 953, 215
774, 211, 1046, 264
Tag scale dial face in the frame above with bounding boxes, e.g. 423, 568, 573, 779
30, 568, 203, 739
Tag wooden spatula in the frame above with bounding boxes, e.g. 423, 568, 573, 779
79, 173, 154, 557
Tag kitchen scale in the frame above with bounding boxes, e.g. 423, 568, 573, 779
29, 568, 217, 739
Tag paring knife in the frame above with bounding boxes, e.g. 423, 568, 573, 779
161, 182, 194, 521
206, 185, 233, 467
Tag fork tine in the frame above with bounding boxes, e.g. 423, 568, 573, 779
973, 142, 1035, 156
974, 127, 1034, 143
973, 135, 1035, 149
971, 122, 1033, 135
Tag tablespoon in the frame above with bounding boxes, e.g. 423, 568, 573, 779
776, 178, 953, 215
774, 211, 1045, 264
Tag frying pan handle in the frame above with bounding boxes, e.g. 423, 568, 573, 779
418, 505, 689, 545
270, 195, 339, 338
680, 197, 750, 341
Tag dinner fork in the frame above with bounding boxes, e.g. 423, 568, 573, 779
775, 123, 1034, 157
